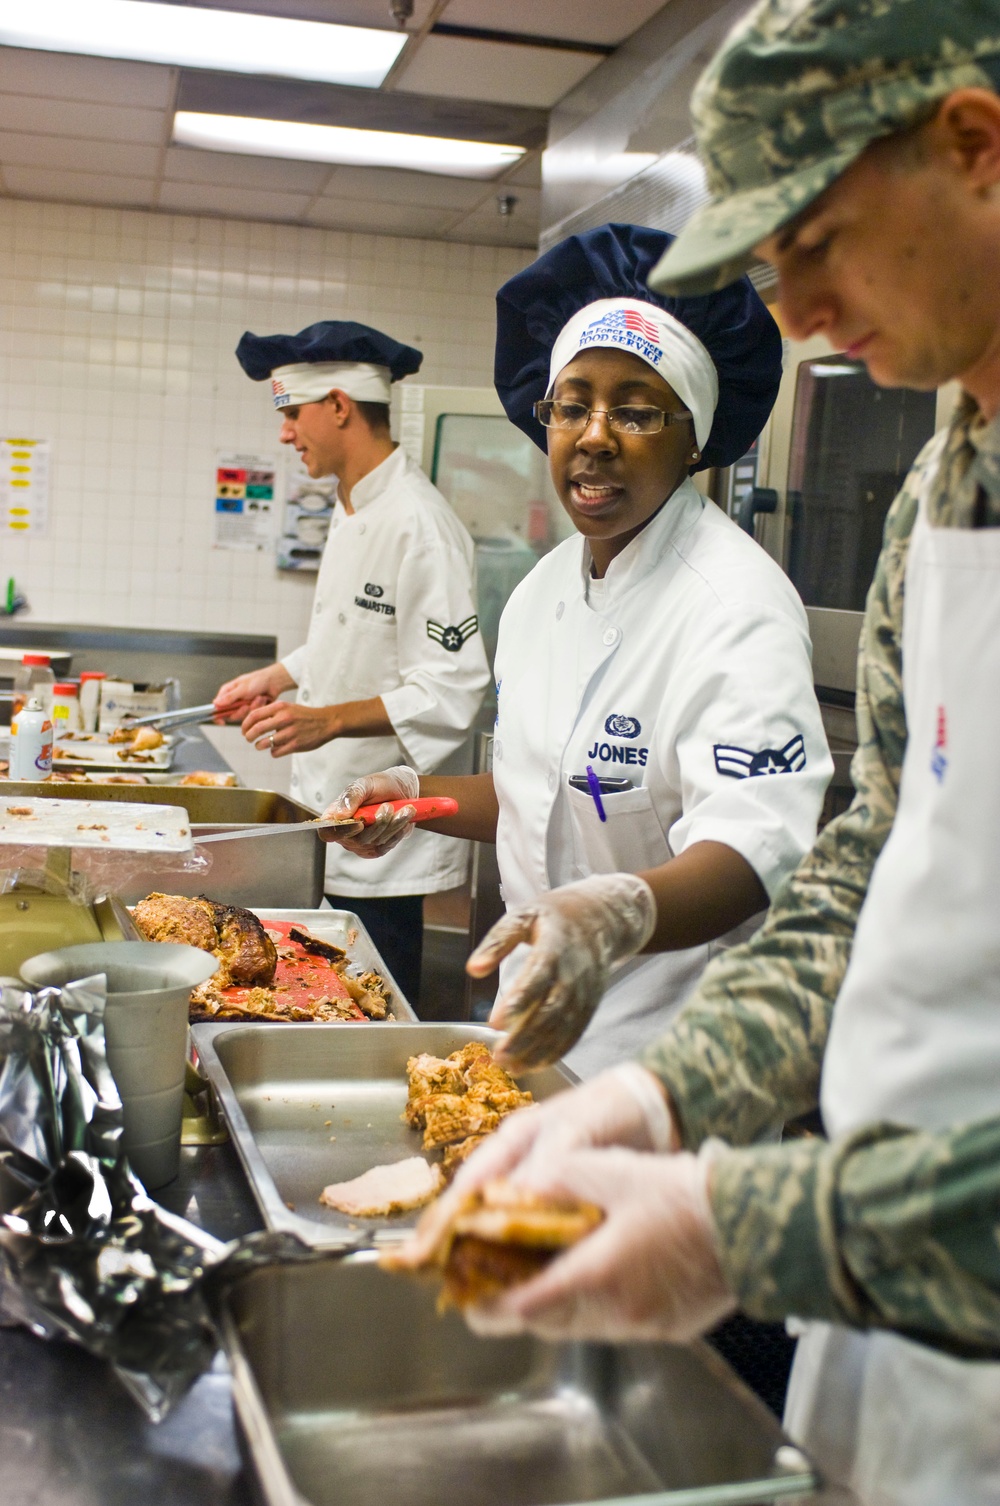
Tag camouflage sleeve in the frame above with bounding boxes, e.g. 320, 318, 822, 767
640, 443, 936, 1149
709, 1117, 1000, 1359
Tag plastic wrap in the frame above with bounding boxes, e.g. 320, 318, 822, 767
0, 843, 211, 905
0, 976, 314, 1420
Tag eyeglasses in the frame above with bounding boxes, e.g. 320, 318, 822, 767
533, 399, 693, 436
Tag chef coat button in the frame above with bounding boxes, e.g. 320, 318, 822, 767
548, 772, 556, 792
358, 523, 366, 535
301, 689, 310, 702
555, 601, 564, 620
315, 790, 324, 803
602, 627, 619, 647
338, 612, 346, 624
314, 602, 323, 614
493, 739, 502, 761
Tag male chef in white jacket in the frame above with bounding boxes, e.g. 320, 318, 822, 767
214, 320, 490, 1004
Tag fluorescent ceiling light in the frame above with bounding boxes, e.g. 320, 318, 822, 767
0, 0, 406, 87
174, 111, 526, 179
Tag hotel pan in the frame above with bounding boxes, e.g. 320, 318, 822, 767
219, 1253, 818, 1506
190, 1021, 572, 1250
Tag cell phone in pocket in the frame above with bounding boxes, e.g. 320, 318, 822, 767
568, 775, 633, 795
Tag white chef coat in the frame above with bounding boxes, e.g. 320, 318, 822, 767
282, 445, 490, 896
492, 479, 832, 1077
784, 466, 1000, 1506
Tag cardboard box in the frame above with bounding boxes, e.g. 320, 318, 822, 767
98, 680, 171, 732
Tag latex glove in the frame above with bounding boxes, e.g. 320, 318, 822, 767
467, 873, 657, 1070
320, 766, 420, 858
392, 1064, 679, 1273
466, 1145, 736, 1344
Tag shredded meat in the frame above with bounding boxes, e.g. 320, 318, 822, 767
402, 1042, 533, 1152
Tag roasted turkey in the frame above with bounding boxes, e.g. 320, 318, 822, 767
132, 892, 277, 987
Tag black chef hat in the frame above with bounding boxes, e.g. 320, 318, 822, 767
494, 223, 781, 470
236, 320, 422, 383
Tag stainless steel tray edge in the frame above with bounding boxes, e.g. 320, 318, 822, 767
222, 1319, 308, 1506
218, 1250, 820, 1506
191, 1021, 575, 1251
191, 1023, 362, 1252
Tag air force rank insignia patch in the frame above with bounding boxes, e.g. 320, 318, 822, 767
714, 733, 806, 779
427, 615, 479, 653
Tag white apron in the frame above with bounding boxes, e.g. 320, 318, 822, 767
785, 482, 1000, 1505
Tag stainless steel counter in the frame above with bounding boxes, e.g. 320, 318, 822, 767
0, 1141, 263, 1506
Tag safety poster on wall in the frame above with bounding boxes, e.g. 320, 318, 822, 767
0, 438, 50, 533
213, 452, 278, 550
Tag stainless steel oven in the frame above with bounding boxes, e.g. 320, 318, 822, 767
752, 336, 955, 695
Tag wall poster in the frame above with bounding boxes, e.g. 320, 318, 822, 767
1, 438, 50, 533
213, 452, 278, 550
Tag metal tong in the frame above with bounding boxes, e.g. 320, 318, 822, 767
127, 703, 219, 730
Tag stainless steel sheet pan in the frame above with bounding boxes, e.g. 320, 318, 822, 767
220, 1254, 818, 1506
191, 1020, 573, 1250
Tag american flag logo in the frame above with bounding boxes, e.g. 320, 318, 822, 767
623, 309, 661, 344
272, 378, 287, 395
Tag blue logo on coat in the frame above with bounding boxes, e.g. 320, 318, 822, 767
604, 714, 641, 739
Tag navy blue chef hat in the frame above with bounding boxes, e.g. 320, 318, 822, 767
494, 223, 781, 470
236, 319, 422, 409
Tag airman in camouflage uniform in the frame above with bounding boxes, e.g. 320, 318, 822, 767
640, 0, 1000, 1367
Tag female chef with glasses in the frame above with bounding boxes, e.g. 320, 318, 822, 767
323, 223, 832, 1077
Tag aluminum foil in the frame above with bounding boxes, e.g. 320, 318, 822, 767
0, 975, 314, 1420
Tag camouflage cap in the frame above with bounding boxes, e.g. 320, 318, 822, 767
650, 0, 1000, 296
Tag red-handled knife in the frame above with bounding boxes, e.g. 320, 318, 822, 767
352, 796, 458, 825
196, 797, 459, 844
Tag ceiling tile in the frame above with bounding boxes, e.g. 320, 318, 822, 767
320, 163, 491, 211
0, 45, 176, 108
1, 165, 155, 206
305, 197, 454, 236
163, 144, 328, 193
440, 0, 667, 47
445, 182, 540, 241
393, 35, 600, 108
0, 131, 161, 177
502, 151, 542, 188
157, 180, 313, 219
0, 95, 166, 146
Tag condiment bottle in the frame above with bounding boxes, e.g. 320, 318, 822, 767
51, 681, 81, 737
10, 697, 52, 781
78, 670, 106, 733
13, 654, 54, 720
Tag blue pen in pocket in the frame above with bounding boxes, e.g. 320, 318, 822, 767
585, 764, 607, 823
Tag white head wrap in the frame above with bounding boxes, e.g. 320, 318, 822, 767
270, 361, 392, 409
547, 298, 719, 450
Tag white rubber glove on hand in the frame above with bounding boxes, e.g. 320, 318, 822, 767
468, 872, 657, 1070
320, 766, 420, 858
392, 1064, 679, 1272
466, 1145, 736, 1343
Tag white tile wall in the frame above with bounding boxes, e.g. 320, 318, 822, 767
0, 196, 533, 657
